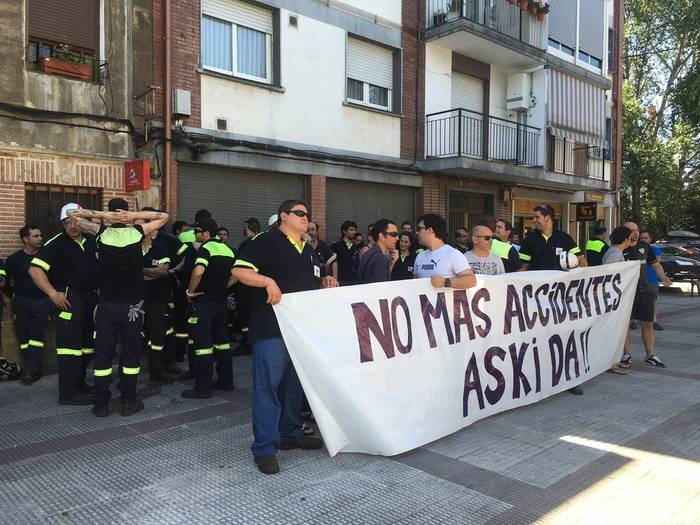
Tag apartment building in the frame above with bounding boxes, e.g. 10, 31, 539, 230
419, 0, 621, 242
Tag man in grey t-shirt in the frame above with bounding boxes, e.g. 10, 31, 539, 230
465, 225, 505, 275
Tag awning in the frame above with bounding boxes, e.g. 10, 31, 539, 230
547, 69, 607, 149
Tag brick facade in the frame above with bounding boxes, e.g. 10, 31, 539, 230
419, 175, 514, 222
401, 0, 425, 161
307, 175, 327, 238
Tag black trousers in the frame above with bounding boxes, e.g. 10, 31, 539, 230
55, 288, 97, 400
93, 300, 145, 404
13, 295, 50, 377
189, 300, 232, 393
173, 285, 189, 361
144, 300, 168, 375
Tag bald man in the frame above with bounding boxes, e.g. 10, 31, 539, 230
465, 226, 505, 275
620, 222, 671, 369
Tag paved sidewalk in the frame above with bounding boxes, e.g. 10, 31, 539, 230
1, 292, 699, 524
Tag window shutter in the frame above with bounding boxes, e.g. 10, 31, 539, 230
346, 37, 393, 90
451, 72, 484, 113
202, 0, 273, 34
548, 0, 577, 51
578, 0, 604, 59
27, 0, 99, 52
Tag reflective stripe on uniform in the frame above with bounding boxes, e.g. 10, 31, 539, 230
58, 311, 73, 320
168, 303, 175, 309
82, 348, 95, 355
233, 259, 259, 272
241, 327, 249, 333
28, 339, 44, 348
176, 244, 188, 256
214, 343, 231, 350
188, 317, 198, 324
571, 247, 582, 255
195, 348, 213, 356
165, 328, 175, 336
20, 343, 29, 350
175, 332, 188, 339
195, 257, 209, 267
519, 252, 532, 261
585, 239, 606, 253
57, 348, 82, 356
122, 366, 140, 375
149, 343, 164, 351
31, 257, 51, 271
94, 367, 113, 377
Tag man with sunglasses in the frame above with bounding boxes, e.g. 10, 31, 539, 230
232, 199, 339, 475
357, 219, 400, 284
465, 225, 505, 275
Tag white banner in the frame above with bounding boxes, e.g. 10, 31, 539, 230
274, 262, 639, 457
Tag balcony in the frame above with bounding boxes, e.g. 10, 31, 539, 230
426, 0, 546, 68
547, 137, 611, 182
426, 108, 540, 166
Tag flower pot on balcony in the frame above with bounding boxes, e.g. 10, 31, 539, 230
40, 57, 91, 80
528, 5, 538, 15
520, 0, 529, 10
507, 0, 517, 5
537, 10, 545, 20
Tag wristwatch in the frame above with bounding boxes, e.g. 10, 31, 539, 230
444, 278, 452, 288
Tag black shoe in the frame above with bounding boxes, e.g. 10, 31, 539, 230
59, 393, 94, 406
654, 322, 664, 331
568, 386, 584, 396
81, 384, 95, 395
213, 382, 235, 391
92, 403, 109, 417
149, 371, 177, 384
120, 398, 144, 417
254, 455, 280, 475
278, 435, 324, 450
164, 362, 182, 375
181, 389, 212, 399
177, 370, 195, 381
20, 372, 35, 385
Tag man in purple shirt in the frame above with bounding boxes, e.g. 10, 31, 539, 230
357, 219, 399, 284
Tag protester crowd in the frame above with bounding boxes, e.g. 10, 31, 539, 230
0, 198, 672, 474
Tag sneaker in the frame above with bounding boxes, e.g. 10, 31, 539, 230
619, 353, 632, 368
567, 386, 584, 396
630, 320, 639, 329
92, 403, 109, 418
120, 398, 144, 416
181, 389, 212, 399
279, 435, 324, 450
644, 355, 666, 368
59, 393, 94, 406
654, 322, 664, 331
254, 455, 280, 475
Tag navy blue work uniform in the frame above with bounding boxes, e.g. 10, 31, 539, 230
329, 239, 360, 286
143, 242, 172, 377
152, 230, 183, 368
235, 228, 321, 457
31, 232, 99, 402
187, 238, 235, 394
518, 229, 581, 270
5, 249, 51, 379
92, 224, 146, 408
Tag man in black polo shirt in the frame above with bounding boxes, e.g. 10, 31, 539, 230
71, 200, 168, 417
586, 227, 609, 267
182, 217, 236, 399
5, 225, 50, 384
307, 221, 333, 276
330, 220, 359, 286
29, 203, 100, 405
233, 199, 338, 475
518, 203, 586, 395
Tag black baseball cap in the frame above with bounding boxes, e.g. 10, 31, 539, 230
244, 217, 261, 231
193, 217, 218, 234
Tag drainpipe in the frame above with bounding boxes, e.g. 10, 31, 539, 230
163, 0, 172, 214
612, 0, 624, 225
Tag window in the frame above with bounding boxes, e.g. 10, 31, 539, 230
346, 36, 394, 112
548, 38, 574, 57
26, 0, 99, 80
578, 50, 602, 70
604, 118, 612, 161
201, 0, 273, 83
607, 27, 615, 72
25, 184, 102, 239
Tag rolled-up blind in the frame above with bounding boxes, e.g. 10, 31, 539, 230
548, 0, 577, 51
27, 0, 99, 52
346, 36, 393, 89
578, 0, 604, 59
451, 72, 484, 113
202, 0, 273, 34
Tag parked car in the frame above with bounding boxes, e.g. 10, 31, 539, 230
656, 253, 700, 281
654, 242, 700, 261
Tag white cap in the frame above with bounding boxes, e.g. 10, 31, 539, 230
559, 251, 580, 271
268, 214, 278, 226
60, 203, 81, 220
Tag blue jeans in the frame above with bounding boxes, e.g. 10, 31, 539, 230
251, 337, 303, 457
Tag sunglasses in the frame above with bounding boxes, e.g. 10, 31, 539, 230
383, 231, 399, 237
285, 209, 309, 218
475, 235, 493, 240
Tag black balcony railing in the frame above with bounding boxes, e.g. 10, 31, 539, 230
426, 108, 540, 166
426, 0, 543, 47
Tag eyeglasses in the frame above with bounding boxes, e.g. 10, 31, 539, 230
475, 235, 493, 241
286, 210, 309, 218
383, 231, 398, 237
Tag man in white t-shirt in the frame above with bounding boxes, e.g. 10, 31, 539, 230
413, 214, 476, 289
465, 225, 505, 275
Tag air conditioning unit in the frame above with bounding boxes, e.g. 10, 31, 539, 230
172, 89, 191, 117
506, 73, 531, 111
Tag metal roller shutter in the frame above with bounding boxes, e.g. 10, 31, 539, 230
346, 37, 394, 89
578, 0, 604, 59
201, 0, 273, 34
28, 0, 99, 52
548, 0, 577, 51
451, 72, 484, 113
326, 179, 416, 244
177, 164, 306, 247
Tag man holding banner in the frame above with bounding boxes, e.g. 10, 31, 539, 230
232, 199, 339, 475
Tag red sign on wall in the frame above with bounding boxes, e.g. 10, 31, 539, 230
125, 159, 151, 191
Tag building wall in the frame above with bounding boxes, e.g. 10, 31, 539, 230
0, 0, 132, 159
342, 0, 401, 25
419, 175, 513, 222
200, 11, 401, 157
